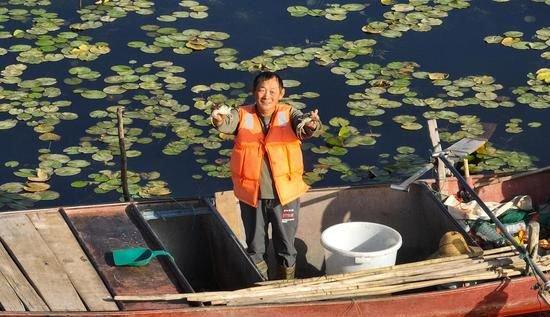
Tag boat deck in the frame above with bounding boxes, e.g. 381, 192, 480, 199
0, 204, 188, 312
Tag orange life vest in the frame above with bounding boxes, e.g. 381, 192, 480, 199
230, 104, 310, 207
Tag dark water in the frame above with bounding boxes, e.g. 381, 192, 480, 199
0, 0, 548, 210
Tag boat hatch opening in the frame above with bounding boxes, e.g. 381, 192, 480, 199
131, 199, 263, 293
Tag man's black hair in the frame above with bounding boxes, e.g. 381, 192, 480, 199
252, 71, 284, 92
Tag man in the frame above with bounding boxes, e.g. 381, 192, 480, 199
211, 71, 321, 280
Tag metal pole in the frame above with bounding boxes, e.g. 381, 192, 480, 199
117, 107, 131, 202
437, 154, 549, 287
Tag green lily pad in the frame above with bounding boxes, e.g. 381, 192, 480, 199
0, 119, 17, 129
325, 13, 347, 21
0, 182, 25, 193
92, 151, 114, 162
329, 117, 350, 127
36, 190, 60, 201
484, 35, 503, 44
157, 15, 177, 22
328, 147, 348, 156
4, 161, 19, 168
475, 92, 498, 101
397, 146, 415, 154
67, 160, 91, 168
340, 173, 362, 182
103, 85, 127, 94
393, 115, 417, 124
503, 31, 523, 38
311, 146, 330, 154
283, 79, 301, 88
71, 180, 89, 188
401, 122, 423, 130
54, 167, 81, 176
342, 3, 366, 11
81, 90, 107, 99
39, 133, 61, 142
126, 150, 142, 157
367, 120, 383, 127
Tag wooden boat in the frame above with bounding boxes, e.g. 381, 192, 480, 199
1, 167, 550, 316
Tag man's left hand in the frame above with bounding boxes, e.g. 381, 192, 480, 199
305, 109, 320, 130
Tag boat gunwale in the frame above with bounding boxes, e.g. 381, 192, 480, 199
0, 275, 544, 316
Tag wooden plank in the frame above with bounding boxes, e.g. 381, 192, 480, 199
28, 212, 119, 312
214, 191, 245, 244
63, 205, 189, 311
0, 214, 86, 311
0, 269, 24, 311
0, 241, 48, 311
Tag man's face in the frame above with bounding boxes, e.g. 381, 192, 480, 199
254, 77, 285, 115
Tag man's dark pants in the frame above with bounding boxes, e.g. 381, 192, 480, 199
239, 198, 300, 268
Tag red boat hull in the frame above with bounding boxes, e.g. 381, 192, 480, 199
5, 276, 544, 316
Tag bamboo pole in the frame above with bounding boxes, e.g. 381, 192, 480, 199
114, 248, 542, 304
227, 269, 527, 306
255, 257, 491, 291
225, 269, 520, 305
255, 245, 515, 287
240, 255, 547, 305
247, 258, 481, 293
186, 258, 524, 303
227, 260, 548, 306
116, 107, 131, 202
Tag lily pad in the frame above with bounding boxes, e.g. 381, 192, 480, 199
24, 182, 50, 192
54, 167, 82, 176
0, 119, 17, 129
36, 190, 59, 201
4, 161, 19, 168
401, 122, 423, 130
0, 182, 25, 193
71, 180, 89, 188
81, 90, 107, 99
92, 151, 114, 162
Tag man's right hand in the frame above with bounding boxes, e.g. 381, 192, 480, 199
211, 104, 225, 127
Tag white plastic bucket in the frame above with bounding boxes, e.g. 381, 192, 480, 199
321, 222, 402, 274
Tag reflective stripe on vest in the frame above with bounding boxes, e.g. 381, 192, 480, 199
231, 104, 309, 207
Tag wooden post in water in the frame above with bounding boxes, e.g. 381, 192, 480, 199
117, 107, 131, 202
427, 120, 446, 194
